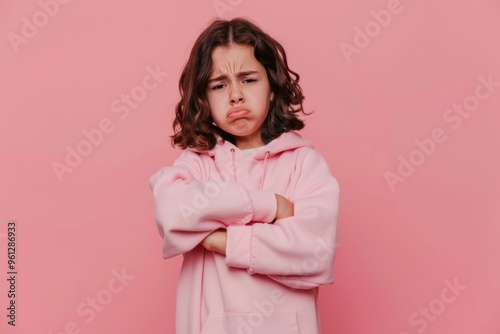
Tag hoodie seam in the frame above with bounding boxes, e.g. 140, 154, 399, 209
248, 224, 257, 274
259, 151, 270, 190
238, 184, 254, 225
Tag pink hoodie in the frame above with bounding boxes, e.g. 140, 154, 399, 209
149, 131, 340, 334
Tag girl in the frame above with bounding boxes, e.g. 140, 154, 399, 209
149, 17, 340, 334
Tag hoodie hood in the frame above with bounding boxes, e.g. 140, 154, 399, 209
186, 130, 314, 160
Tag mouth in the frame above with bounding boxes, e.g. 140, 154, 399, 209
227, 108, 250, 119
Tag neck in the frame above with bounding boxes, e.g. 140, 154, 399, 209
235, 134, 265, 150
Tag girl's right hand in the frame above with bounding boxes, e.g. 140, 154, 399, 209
274, 194, 294, 221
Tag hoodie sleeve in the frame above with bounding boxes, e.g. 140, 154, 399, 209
224, 148, 340, 289
149, 150, 277, 259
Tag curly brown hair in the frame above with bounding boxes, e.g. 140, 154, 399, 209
171, 17, 309, 151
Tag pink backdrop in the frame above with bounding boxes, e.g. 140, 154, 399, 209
1, 0, 499, 333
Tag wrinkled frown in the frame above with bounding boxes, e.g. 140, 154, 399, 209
206, 44, 274, 150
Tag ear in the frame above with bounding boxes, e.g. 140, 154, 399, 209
270, 92, 274, 102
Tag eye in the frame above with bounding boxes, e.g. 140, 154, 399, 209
211, 84, 224, 90
243, 78, 256, 83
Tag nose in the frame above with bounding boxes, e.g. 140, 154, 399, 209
229, 83, 244, 104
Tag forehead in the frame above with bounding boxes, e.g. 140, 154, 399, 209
210, 44, 263, 73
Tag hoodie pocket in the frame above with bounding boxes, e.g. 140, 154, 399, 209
200, 311, 300, 334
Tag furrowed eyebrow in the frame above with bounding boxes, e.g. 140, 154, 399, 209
207, 70, 259, 84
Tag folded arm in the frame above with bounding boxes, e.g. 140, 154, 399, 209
149, 150, 277, 259
224, 149, 340, 289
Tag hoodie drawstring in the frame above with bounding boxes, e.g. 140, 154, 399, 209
230, 148, 270, 188
230, 148, 236, 182
259, 151, 270, 190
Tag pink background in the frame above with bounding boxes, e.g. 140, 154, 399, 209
1, 0, 499, 333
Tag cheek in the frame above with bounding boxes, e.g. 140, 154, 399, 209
208, 100, 224, 121
257, 93, 271, 110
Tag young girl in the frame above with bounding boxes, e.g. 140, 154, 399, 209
149, 17, 340, 334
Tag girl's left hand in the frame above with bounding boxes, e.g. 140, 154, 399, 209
200, 229, 227, 255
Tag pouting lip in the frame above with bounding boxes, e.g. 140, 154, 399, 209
227, 107, 250, 119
